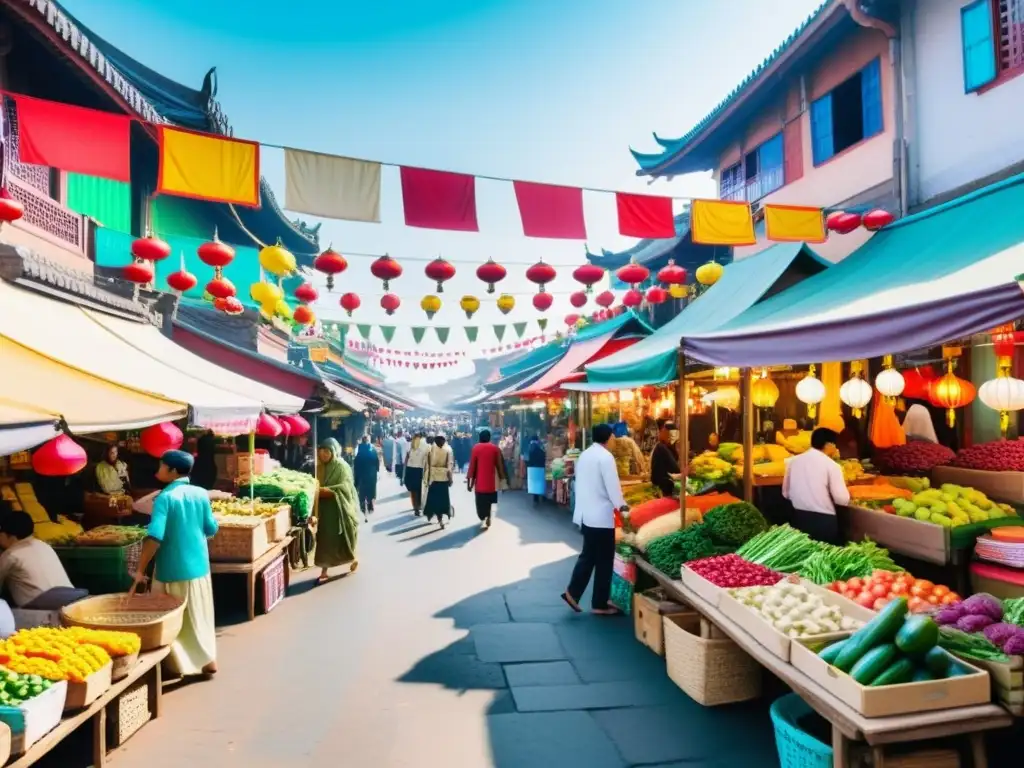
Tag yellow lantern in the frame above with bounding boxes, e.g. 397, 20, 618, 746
496, 294, 515, 315
258, 239, 297, 278
274, 299, 293, 320
460, 295, 480, 319
669, 283, 688, 299
696, 261, 724, 286
751, 370, 779, 408
931, 358, 975, 428
796, 364, 826, 419
250, 280, 283, 306
421, 294, 442, 320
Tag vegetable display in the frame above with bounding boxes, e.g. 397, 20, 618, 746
875, 442, 955, 475
644, 524, 717, 575
212, 499, 285, 517
1004, 597, 1024, 627
633, 511, 683, 550
702, 502, 768, 546
729, 581, 861, 637
622, 483, 661, 508
841, 459, 873, 484
934, 594, 1024, 656
75, 525, 147, 547
1, 627, 114, 682
937, 627, 1010, 662
686, 554, 784, 588
736, 526, 900, 583
689, 454, 736, 484
951, 438, 1024, 472
623, 497, 678, 530
847, 484, 913, 503
888, 484, 1015, 528
0, 668, 55, 707
827, 570, 959, 613
243, 468, 318, 521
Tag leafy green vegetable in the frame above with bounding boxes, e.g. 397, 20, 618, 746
938, 626, 1010, 662
737, 526, 902, 583
735, 525, 819, 572
1004, 598, 1024, 627
645, 524, 717, 576
702, 502, 768, 547
243, 468, 318, 521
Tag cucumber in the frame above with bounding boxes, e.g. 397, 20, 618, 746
870, 657, 916, 686
895, 615, 939, 657
911, 667, 935, 683
818, 639, 849, 666
947, 663, 972, 677
834, 597, 909, 672
850, 643, 899, 685
923, 646, 951, 678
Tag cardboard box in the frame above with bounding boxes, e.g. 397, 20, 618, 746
0, 681, 68, 754
680, 566, 726, 607
64, 662, 112, 712
845, 504, 950, 565
790, 638, 990, 717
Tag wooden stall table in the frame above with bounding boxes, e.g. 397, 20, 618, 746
635, 558, 1012, 768
210, 535, 293, 621
9, 646, 169, 768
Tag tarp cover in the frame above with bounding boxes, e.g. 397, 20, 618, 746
0, 401, 59, 455
514, 333, 617, 396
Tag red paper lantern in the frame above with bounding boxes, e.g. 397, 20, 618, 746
476, 259, 507, 294
526, 260, 557, 293
131, 233, 171, 262
340, 292, 361, 316
646, 286, 669, 305
206, 276, 236, 300
616, 260, 650, 287
294, 283, 319, 304
255, 412, 283, 438
572, 264, 605, 293
595, 290, 616, 309
32, 434, 87, 476
622, 289, 644, 308
532, 292, 554, 312
380, 293, 401, 316
425, 257, 456, 293
140, 422, 184, 458
293, 305, 315, 325
280, 414, 310, 436
863, 209, 895, 231
827, 211, 862, 234
166, 269, 198, 293
313, 247, 347, 291
222, 296, 244, 315
197, 231, 235, 268
902, 366, 937, 401
376, 407, 392, 419
657, 260, 687, 286
565, 313, 580, 327
279, 418, 292, 436
123, 261, 154, 285
570, 291, 588, 308
371, 255, 402, 290
0, 187, 25, 225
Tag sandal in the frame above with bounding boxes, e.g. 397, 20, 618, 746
592, 605, 624, 617
560, 592, 582, 613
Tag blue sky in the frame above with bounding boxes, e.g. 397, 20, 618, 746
63, 0, 822, 383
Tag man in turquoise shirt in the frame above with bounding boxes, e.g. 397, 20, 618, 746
132, 450, 219, 678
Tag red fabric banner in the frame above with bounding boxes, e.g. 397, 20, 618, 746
15, 95, 131, 182
513, 181, 586, 239
616, 192, 675, 238
400, 167, 479, 231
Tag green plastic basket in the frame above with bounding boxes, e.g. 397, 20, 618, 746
54, 542, 142, 595
770, 694, 833, 768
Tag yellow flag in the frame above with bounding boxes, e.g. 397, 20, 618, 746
158, 127, 260, 207
691, 199, 755, 246
764, 204, 826, 243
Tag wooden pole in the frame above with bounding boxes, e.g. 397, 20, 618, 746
677, 347, 689, 524
741, 367, 754, 503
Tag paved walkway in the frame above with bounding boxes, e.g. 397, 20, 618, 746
46, 474, 779, 768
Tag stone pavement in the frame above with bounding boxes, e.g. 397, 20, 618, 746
43, 473, 780, 768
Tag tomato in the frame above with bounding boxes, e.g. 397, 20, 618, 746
872, 597, 890, 611
843, 589, 860, 600
890, 582, 908, 595
914, 579, 934, 592
871, 583, 889, 598
847, 577, 864, 591
910, 584, 930, 598
828, 581, 844, 593
873, 570, 895, 582
932, 585, 950, 598
895, 574, 915, 588
940, 593, 959, 605
926, 595, 940, 605
856, 592, 876, 609
908, 597, 929, 613
947, 592, 961, 602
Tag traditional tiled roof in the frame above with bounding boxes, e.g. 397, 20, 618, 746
585, 210, 691, 270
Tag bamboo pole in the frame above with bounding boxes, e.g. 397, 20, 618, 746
677, 347, 691, 525
741, 367, 754, 503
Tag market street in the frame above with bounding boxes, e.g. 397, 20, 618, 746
43, 475, 776, 768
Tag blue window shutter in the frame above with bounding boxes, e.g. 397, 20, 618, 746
758, 133, 784, 173
810, 94, 834, 165
861, 58, 883, 137
961, 0, 998, 92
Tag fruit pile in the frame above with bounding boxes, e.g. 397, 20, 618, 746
952, 438, 1024, 472
690, 453, 735, 483
876, 442, 955, 475
622, 483, 660, 508
841, 459, 874, 484
76, 525, 147, 547
211, 499, 283, 517
826, 570, 960, 613
0, 627, 117, 682
887, 484, 1016, 527
0, 668, 55, 707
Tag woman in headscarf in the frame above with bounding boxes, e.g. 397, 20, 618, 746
423, 435, 455, 528
352, 435, 380, 521
903, 404, 939, 444
404, 433, 429, 515
191, 430, 218, 491
96, 443, 130, 495
314, 438, 360, 585
526, 435, 546, 506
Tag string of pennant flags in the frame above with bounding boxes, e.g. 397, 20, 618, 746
1, 90, 896, 247
325, 318, 553, 347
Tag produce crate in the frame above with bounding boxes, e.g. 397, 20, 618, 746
663, 612, 762, 706
633, 587, 693, 656
845, 504, 950, 565
111, 651, 140, 682
790, 638, 990, 717
0, 681, 67, 755
264, 505, 292, 543
970, 655, 1024, 716
680, 565, 727, 607
209, 518, 271, 563
64, 662, 112, 712
54, 541, 143, 594
107, 678, 152, 747
932, 466, 1024, 505
259, 555, 287, 615
82, 492, 134, 529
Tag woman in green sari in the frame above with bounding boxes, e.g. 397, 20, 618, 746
314, 438, 360, 585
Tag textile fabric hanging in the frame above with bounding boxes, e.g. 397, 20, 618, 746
691, 199, 756, 246
158, 127, 260, 207
284, 149, 381, 222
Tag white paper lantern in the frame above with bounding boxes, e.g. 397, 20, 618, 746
796, 371, 826, 419
875, 367, 905, 399
979, 376, 1024, 436
840, 377, 873, 418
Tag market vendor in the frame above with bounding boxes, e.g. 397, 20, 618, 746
0, 502, 73, 607
650, 420, 681, 498
782, 427, 850, 545
95, 443, 130, 495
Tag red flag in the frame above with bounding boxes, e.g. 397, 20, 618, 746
513, 181, 586, 239
16, 95, 131, 182
616, 193, 675, 238
400, 167, 478, 231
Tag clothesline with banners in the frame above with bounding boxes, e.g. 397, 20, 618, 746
326, 318, 553, 347
1, 90, 895, 247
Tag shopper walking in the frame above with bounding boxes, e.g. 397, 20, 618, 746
382, 433, 396, 473
404, 433, 428, 515
423, 435, 455, 529
525, 435, 546, 505
394, 430, 408, 482
131, 450, 219, 677
562, 425, 627, 616
466, 429, 507, 530
352, 436, 380, 521
313, 438, 360, 584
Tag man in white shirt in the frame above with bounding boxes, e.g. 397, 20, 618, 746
395, 431, 410, 482
782, 427, 850, 545
563, 424, 627, 616
0, 504, 74, 607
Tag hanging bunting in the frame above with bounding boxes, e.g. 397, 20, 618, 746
411, 327, 427, 344
157, 126, 260, 207
616, 192, 675, 238
435, 327, 450, 344
465, 327, 479, 343
764, 204, 826, 243
357, 324, 372, 340
400, 167, 479, 232
513, 321, 527, 339
690, 199, 756, 246
284, 149, 381, 223
538, 318, 548, 332
494, 325, 506, 342
513, 181, 587, 239
380, 326, 396, 343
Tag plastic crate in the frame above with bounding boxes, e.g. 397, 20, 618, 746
259, 555, 287, 614
769, 694, 833, 768
54, 541, 142, 594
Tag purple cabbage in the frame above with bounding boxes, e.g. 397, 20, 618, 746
956, 614, 996, 633
983, 623, 1019, 648
961, 593, 1004, 621
1004, 634, 1024, 656
936, 604, 966, 626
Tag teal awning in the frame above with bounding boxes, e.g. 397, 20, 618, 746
585, 242, 831, 388
499, 341, 567, 378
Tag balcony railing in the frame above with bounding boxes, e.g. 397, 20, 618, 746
719, 166, 785, 204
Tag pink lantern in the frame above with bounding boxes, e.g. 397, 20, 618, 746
280, 414, 311, 436
139, 422, 184, 458
32, 434, 87, 476
255, 412, 283, 438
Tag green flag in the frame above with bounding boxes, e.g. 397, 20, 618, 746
435, 327, 450, 344
411, 327, 426, 344
357, 324, 372, 340
465, 326, 478, 343
513, 321, 527, 338
380, 326, 396, 343
537, 318, 548, 332
493, 325, 506, 342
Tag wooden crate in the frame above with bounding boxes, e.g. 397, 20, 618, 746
209, 519, 270, 563
845, 504, 950, 565
932, 466, 1024, 504
64, 663, 112, 712
633, 588, 693, 656
264, 506, 292, 543
971, 656, 1024, 716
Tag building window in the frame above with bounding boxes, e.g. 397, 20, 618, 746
720, 163, 744, 201
810, 58, 883, 166
718, 134, 784, 202
961, 0, 1024, 91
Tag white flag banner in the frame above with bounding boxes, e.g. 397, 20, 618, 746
284, 148, 381, 223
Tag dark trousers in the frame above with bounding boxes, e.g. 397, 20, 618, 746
475, 492, 497, 521
790, 507, 841, 545
567, 525, 616, 610
396, 463, 404, 480
358, 488, 375, 513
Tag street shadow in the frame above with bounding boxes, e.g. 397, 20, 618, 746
397, 526, 444, 542
372, 514, 418, 533
388, 521, 432, 536
407, 524, 481, 556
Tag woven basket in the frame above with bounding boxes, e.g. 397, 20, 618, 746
209, 517, 270, 562
61, 593, 185, 651
663, 613, 761, 706
633, 588, 693, 656
108, 678, 152, 747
